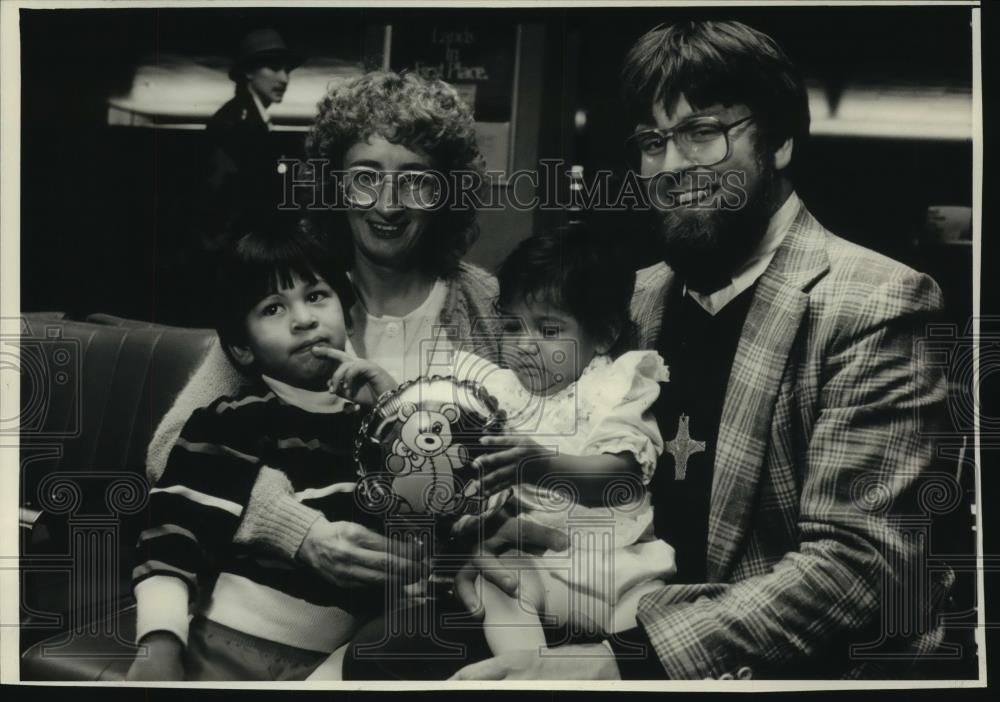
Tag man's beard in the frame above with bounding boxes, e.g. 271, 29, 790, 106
653, 162, 775, 293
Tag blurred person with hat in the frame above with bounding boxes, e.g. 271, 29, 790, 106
223, 28, 303, 115
198, 29, 304, 258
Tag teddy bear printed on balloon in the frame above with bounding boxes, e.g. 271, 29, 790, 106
354, 376, 506, 522
385, 401, 469, 514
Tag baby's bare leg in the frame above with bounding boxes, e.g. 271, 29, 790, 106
477, 564, 547, 655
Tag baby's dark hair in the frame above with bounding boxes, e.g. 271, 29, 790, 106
214, 227, 355, 373
497, 221, 636, 350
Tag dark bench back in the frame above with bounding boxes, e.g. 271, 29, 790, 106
19, 314, 215, 506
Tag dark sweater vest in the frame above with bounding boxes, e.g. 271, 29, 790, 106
611, 281, 756, 678
649, 282, 758, 584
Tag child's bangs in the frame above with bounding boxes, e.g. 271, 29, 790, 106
230, 237, 327, 313
500, 282, 567, 316
260, 262, 322, 296
524, 284, 568, 313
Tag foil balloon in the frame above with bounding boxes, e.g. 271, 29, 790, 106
354, 376, 506, 524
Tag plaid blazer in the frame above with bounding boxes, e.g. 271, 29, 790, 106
630, 201, 953, 679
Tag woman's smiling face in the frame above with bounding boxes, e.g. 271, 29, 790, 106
343, 135, 434, 270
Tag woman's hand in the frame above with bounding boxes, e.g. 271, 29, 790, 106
297, 519, 423, 588
126, 631, 185, 681
311, 346, 398, 405
468, 434, 554, 497
449, 645, 621, 680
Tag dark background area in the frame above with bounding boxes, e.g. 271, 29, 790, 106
19, 7, 382, 325
20, 4, 974, 329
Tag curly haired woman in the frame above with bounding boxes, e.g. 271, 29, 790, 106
146, 71, 500, 601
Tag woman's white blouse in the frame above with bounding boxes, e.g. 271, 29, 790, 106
346, 278, 453, 383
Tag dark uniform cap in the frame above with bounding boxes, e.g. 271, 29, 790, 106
228, 29, 303, 82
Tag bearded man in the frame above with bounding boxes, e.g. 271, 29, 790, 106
452, 19, 953, 681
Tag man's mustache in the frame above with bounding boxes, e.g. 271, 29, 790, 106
647, 169, 749, 210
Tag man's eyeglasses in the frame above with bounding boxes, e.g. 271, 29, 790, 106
339, 167, 442, 209
625, 114, 755, 170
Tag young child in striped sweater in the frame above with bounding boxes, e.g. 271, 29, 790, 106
127, 229, 404, 681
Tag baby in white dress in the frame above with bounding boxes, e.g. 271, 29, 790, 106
438, 223, 676, 654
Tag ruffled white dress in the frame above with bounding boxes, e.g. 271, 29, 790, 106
438, 349, 677, 635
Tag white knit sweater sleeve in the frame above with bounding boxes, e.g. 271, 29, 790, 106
145, 340, 244, 484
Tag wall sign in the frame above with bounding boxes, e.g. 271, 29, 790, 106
390, 20, 519, 177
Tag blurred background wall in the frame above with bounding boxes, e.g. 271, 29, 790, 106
19, 5, 973, 328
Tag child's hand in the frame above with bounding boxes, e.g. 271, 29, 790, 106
311, 347, 398, 405
126, 631, 185, 681
468, 434, 554, 497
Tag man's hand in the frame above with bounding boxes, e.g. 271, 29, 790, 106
468, 434, 554, 497
297, 519, 423, 588
449, 645, 621, 680
454, 510, 568, 615
472, 439, 643, 508
126, 631, 185, 681
311, 346, 398, 405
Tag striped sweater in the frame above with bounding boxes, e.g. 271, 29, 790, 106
133, 380, 381, 654
145, 263, 501, 561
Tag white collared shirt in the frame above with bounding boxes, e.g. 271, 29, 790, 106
685, 191, 801, 315
249, 90, 273, 131
345, 279, 453, 384
261, 374, 356, 414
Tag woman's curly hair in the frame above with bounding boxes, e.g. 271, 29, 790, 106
305, 71, 486, 277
